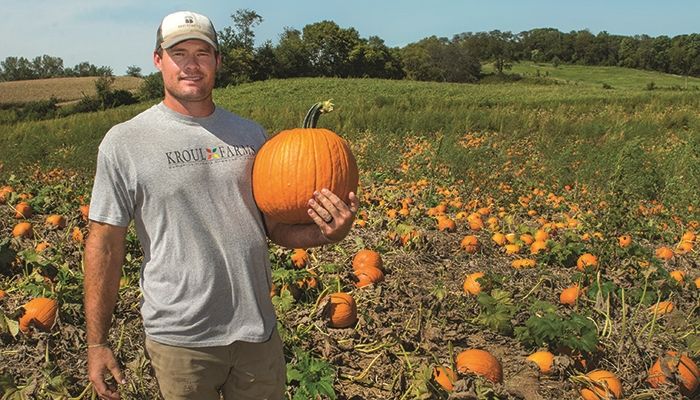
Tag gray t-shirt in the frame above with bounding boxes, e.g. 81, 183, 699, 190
89, 102, 275, 347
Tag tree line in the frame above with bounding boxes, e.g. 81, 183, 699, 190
0, 56, 118, 81
213, 10, 700, 85
2, 9, 699, 85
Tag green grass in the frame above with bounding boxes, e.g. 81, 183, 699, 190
1, 73, 699, 215
502, 61, 700, 91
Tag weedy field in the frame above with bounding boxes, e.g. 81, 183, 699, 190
0, 71, 699, 399
0, 76, 143, 105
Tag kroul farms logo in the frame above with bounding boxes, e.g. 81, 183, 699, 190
165, 144, 256, 168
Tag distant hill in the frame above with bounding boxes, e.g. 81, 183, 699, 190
500, 62, 700, 90
0, 76, 143, 105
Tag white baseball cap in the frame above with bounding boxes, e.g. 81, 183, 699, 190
156, 11, 218, 51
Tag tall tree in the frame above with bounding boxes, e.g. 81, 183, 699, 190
302, 21, 361, 77
273, 28, 312, 78
348, 36, 403, 79
217, 9, 263, 86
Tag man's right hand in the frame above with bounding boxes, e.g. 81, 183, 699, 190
87, 346, 126, 400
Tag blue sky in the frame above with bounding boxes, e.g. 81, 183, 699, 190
3, 0, 699, 76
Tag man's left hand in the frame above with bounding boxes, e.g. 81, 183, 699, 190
307, 188, 359, 243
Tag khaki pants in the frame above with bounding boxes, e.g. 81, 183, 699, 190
145, 330, 286, 400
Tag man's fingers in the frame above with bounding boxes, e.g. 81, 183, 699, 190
348, 192, 359, 214
308, 208, 330, 226
308, 198, 333, 222
108, 363, 127, 385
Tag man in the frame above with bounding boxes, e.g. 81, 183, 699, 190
84, 11, 358, 400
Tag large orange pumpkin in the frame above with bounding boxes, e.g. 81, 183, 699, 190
455, 348, 503, 383
527, 351, 555, 374
579, 369, 623, 399
19, 297, 58, 333
354, 266, 384, 288
252, 101, 359, 224
325, 292, 357, 328
352, 249, 383, 272
647, 351, 699, 396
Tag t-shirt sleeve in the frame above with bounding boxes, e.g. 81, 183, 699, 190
89, 147, 134, 227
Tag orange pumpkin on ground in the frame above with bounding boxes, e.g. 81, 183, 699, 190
655, 246, 674, 261
0, 186, 13, 203
534, 229, 549, 242
45, 214, 66, 229
0, 289, 6, 299
530, 240, 548, 255
19, 297, 58, 333
12, 222, 33, 238
437, 216, 456, 232
649, 301, 674, 316
491, 232, 507, 246
617, 235, 632, 248
433, 366, 456, 391
354, 266, 384, 288
579, 370, 622, 399
35, 241, 50, 252
460, 235, 479, 253
504, 244, 521, 254
647, 351, 699, 396
520, 233, 534, 245
252, 101, 358, 224
463, 272, 485, 296
527, 351, 555, 374
455, 349, 503, 383
352, 249, 383, 272
290, 248, 309, 268
72, 227, 84, 243
576, 253, 598, 271
681, 231, 696, 242
560, 284, 581, 306
79, 204, 90, 221
511, 258, 536, 269
14, 201, 32, 219
669, 270, 685, 284
677, 241, 694, 254
325, 292, 357, 328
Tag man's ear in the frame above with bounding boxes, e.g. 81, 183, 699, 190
153, 51, 163, 71
216, 52, 222, 71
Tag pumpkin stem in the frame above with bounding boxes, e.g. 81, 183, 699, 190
302, 100, 334, 128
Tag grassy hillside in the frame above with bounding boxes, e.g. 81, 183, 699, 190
501, 61, 700, 90
0, 76, 143, 104
1, 74, 699, 215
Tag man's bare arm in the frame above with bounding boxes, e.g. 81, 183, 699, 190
84, 221, 128, 399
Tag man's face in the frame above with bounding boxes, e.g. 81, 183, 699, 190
154, 39, 220, 105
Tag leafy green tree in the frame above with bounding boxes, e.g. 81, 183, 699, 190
126, 65, 142, 77
348, 36, 403, 79
1, 56, 35, 80
137, 72, 164, 101
485, 30, 520, 74
669, 34, 700, 87
273, 28, 312, 78
617, 37, 640, 68
217, 9, 263, 86
400, 37, 446, 81
251, 41, 277, 81
31, 55, 64, 78
400, 36, 480, 82
302, 21, 361, 77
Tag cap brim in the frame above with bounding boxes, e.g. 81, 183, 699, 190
160, 33, 217, 50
